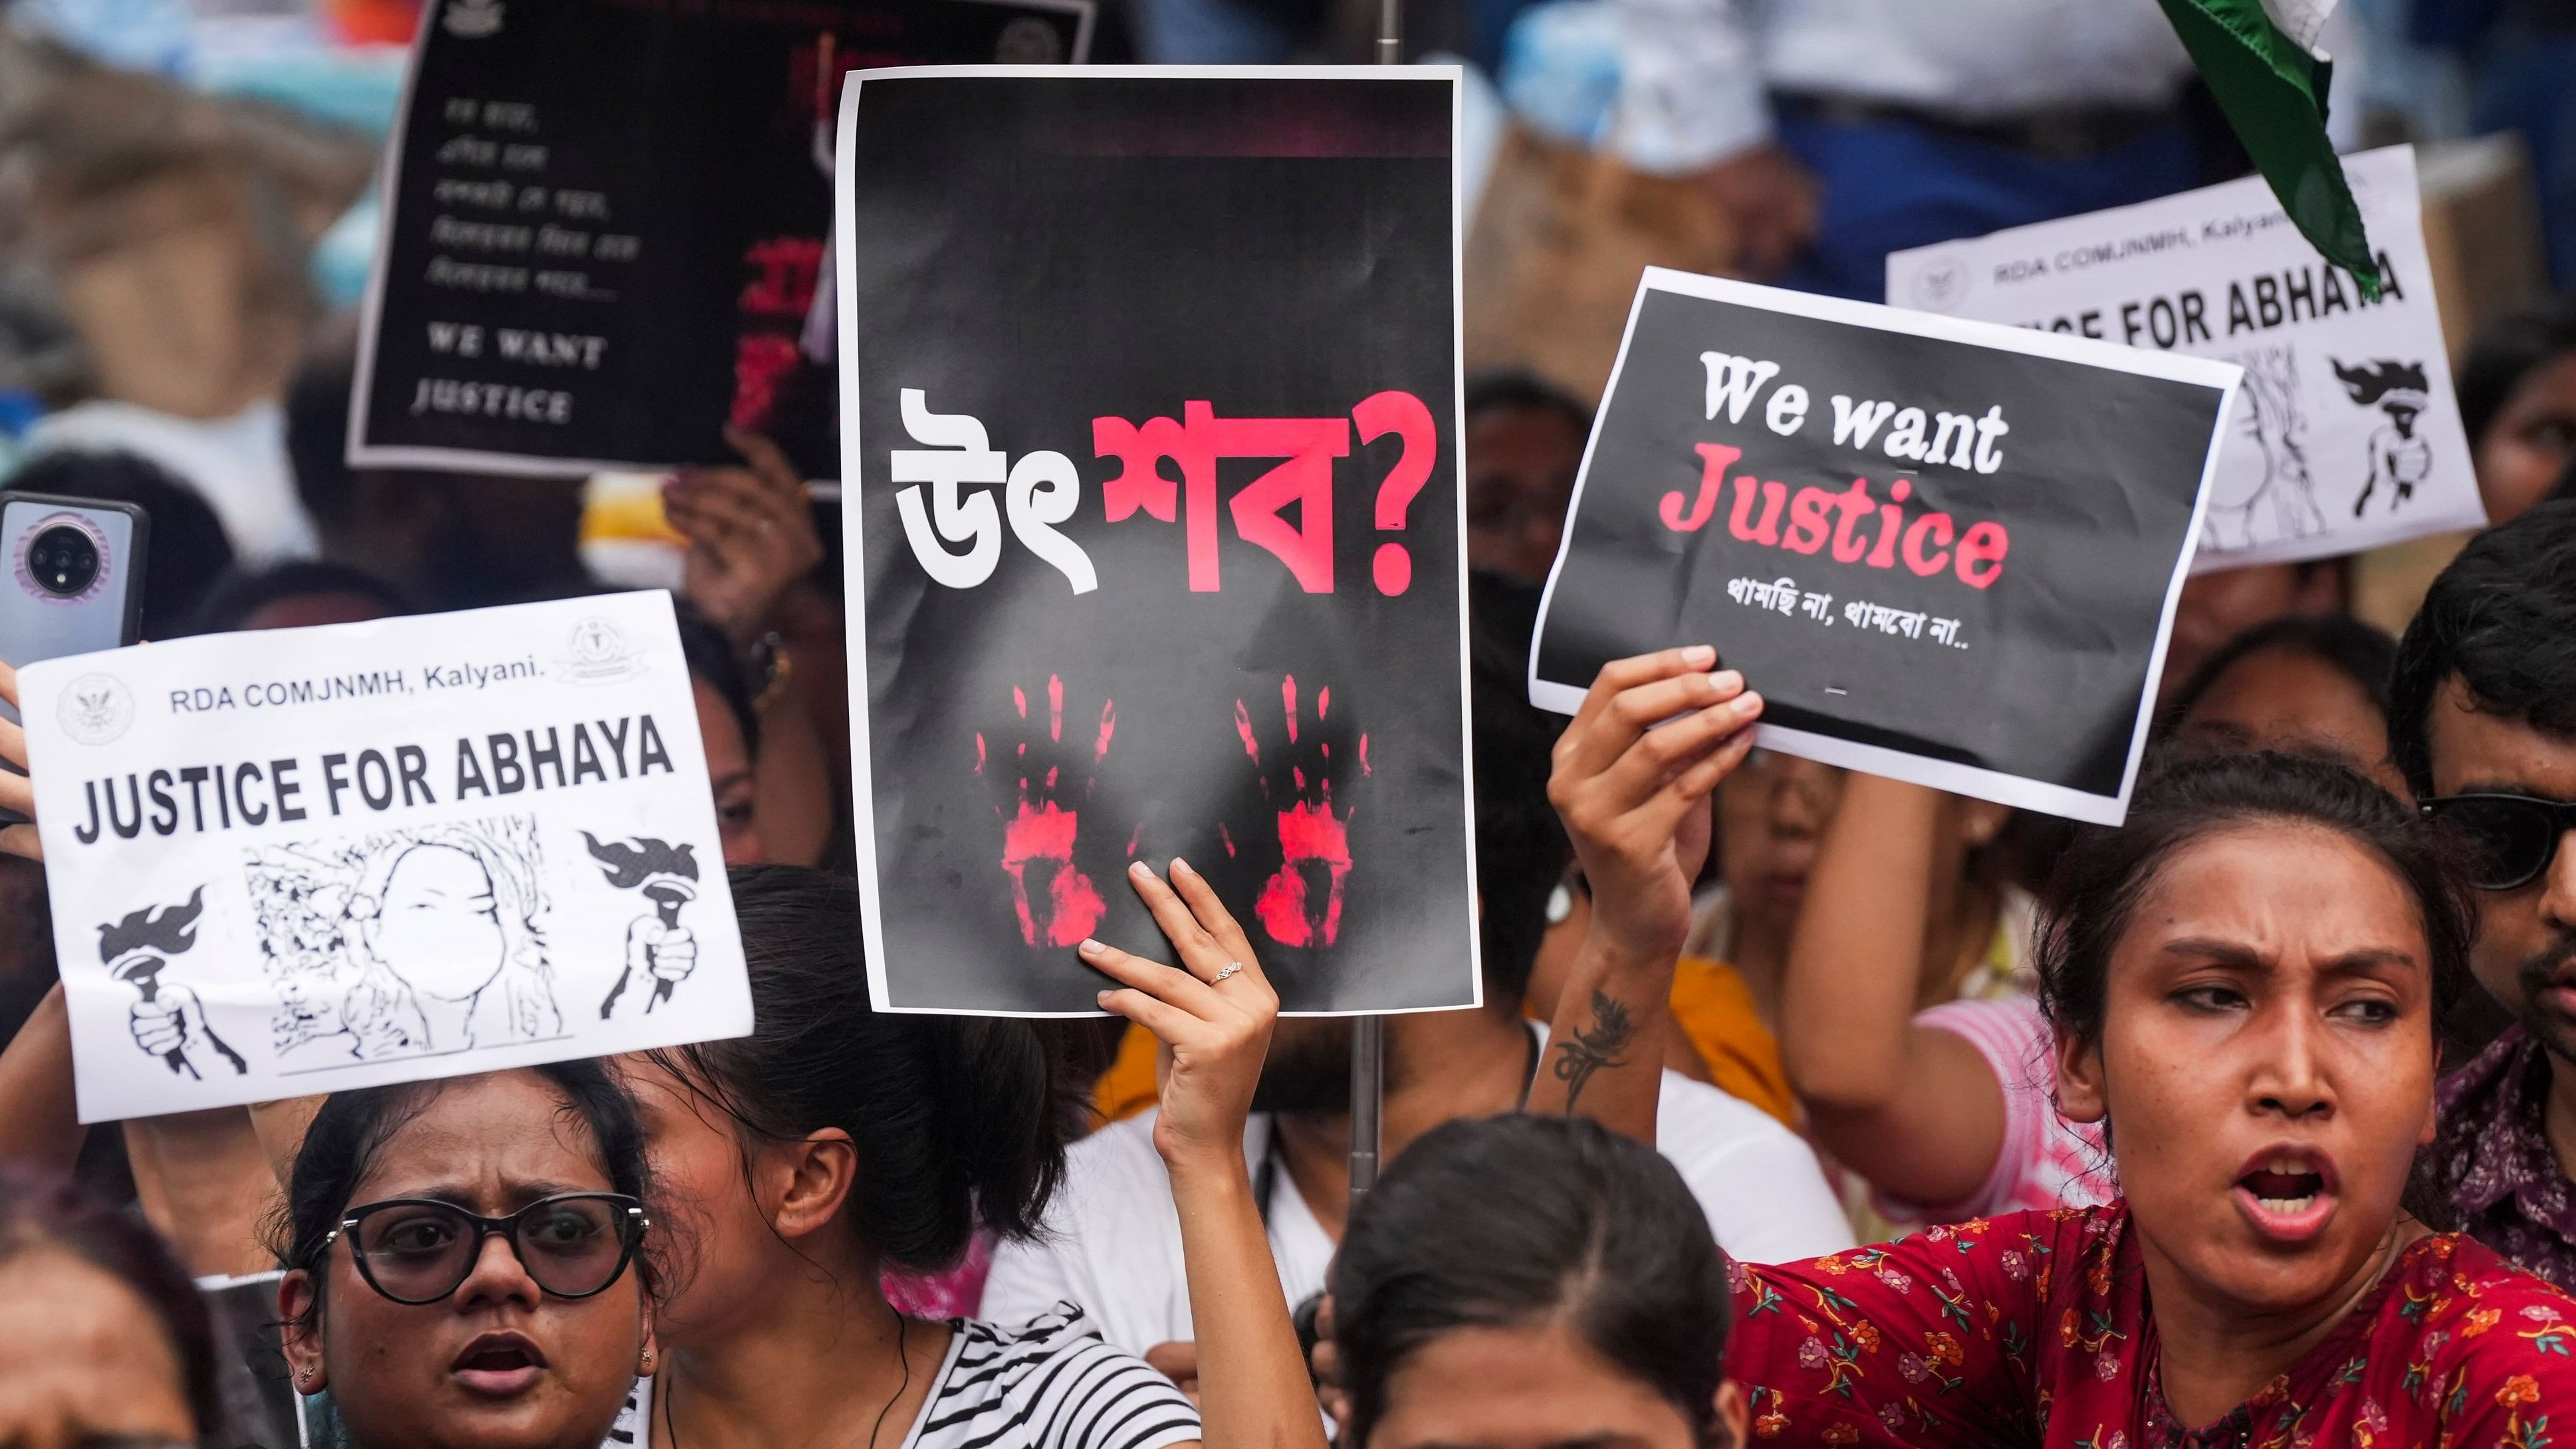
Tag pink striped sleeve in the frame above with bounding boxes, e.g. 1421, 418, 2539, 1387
1879, 997, 2114, 1223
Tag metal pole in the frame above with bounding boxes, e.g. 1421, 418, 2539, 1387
1347, 1016, 1385, 1210
1348, 0, 1401, 1222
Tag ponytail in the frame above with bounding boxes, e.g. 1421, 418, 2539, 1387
653, 865, 1084, 1270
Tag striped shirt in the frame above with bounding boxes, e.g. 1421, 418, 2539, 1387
611, 1307, 1201, 1449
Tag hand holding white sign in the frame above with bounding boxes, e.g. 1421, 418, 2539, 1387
1, 659, 37, 861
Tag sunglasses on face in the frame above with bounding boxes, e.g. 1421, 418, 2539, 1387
324, 1192, 647, 1305
2422, 794, 2576, 892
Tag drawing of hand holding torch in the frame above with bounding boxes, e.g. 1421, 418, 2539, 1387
586, 834, 701, 1018
99, 885, 248, 1078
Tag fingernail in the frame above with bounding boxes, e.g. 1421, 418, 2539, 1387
1683, 645, 1716, 667
1129, 861, 1153, 879
1170, 857, 1195, 878
1096, 990, 1114, 1005
1078, 938, 1104, 955
1709, 669, 1741, 691
1738, 691, 1764, 714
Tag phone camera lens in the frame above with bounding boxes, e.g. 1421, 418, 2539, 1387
27, 524, 100, 598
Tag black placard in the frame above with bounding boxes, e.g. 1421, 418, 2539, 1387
1530, 270, 2240, 825
352, 0, 1091, 479
838, 68, 1476, 1015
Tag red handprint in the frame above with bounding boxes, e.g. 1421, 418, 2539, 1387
977, 676, 1120, 947
1232, 675, 1369, 948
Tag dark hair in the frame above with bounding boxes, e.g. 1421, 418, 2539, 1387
646, 866, 1081, 1270
1331, 1115, 1731, 1449
285, 322, 362, 533
2158, 613, 2398, 738
186, 560, 414, 636
0, 1167, 225, 1442
5, 449, 235, 639
2456, 294, 2576, 447
673, 599, 759, 758
271, 1059, 659, 1324
2035, 750, 2475, 1054
1470, 580, 1570, 1006
2388, 500, 2576, 796
1464, 367, 1592, 437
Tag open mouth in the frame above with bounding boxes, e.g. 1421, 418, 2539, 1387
450, 1332, 548, 1394
2242, 1164, 2325, 1215
2232, 1149, 2338, 1242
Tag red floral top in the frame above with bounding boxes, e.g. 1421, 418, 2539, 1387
1728, 1204, 2576, 1448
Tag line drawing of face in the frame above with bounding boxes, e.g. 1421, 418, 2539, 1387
362, 844, 508, 1004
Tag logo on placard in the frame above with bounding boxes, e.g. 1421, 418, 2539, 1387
1907, 255, 1971, 312
443, 0, 504, 38
996, 16, 1065, 62
559, 617, 640, 684
57, 673, 134, 746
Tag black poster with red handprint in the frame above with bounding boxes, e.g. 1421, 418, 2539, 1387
837, 68, 1478, 1015
351, 0, 1091, 480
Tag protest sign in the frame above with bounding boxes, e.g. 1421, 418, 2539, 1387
17, 592, 749, 1123
350, 0, 1093, 480
1530, 269, 2240, 826
838, 67, 1478, 1015
1887, 146, 2481, 571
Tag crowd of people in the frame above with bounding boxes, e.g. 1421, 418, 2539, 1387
5, 394, 2576, 1445
7, 1, 2576, 1443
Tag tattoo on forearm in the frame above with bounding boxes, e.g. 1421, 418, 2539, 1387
1551, 991, 1637, 1108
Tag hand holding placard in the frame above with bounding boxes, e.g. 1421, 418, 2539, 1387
0, 659, 34, 860
1530, 270, 2238, 824
665, 428, 825, 642
1528, 649, 1762, 1142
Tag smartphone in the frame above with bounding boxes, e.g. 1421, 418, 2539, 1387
1, 491, 151, 820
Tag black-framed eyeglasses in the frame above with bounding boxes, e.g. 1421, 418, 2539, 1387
325, 1192, 647, 1305
2423, 794, 2576, 892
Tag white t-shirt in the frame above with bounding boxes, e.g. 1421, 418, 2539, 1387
983, 1026, 1855, 1352
611, 1307, 1199, 1449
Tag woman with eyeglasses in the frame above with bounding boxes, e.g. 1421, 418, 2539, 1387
274, 1059, 655, 1449
1539, 646, 2576, 1444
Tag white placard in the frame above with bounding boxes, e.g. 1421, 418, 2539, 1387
19, 592, 749, 1123
1887, 146, 2482, 571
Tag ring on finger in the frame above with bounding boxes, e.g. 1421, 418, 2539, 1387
1211, 962, 1243, 984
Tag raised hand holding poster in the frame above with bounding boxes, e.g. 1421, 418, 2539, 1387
838, 68, 1477, 1015
1531, 270, 2240, 826
17, 592, 751, 1122
352, 0, 1092, 479
1886, 146, 2480, 570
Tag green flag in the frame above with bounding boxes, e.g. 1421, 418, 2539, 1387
2153, 0, 2383, 298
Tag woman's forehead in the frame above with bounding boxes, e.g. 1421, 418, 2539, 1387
354, 1075, 610, 1198
2121, 823, 2425, 964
